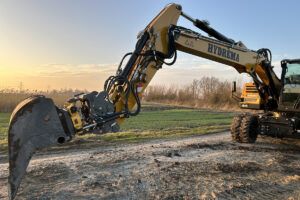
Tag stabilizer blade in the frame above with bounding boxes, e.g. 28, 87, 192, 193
8, 96, 69, 200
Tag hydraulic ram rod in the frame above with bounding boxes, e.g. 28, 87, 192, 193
181, 11, 235, 45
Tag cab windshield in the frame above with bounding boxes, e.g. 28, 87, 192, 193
282, 62, 300, 104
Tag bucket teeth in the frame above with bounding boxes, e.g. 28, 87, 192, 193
8, 96, 68, 200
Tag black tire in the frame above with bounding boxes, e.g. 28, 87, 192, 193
231, 114, 244, 143
240, 115, 259, 143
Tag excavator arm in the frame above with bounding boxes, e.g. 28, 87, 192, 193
7, 3, 281, 199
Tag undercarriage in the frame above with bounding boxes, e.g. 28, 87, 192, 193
231, 112, 300, 143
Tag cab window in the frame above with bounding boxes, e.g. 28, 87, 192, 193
282, 63, 300, 104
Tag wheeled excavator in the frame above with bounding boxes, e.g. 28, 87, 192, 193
7, 3, 300, 199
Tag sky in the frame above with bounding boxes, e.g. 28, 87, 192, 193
0, 0, 299, 91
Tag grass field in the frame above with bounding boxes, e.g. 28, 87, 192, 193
0, 104, 235, 155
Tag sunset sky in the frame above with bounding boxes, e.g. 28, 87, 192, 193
0, 0, 299, 91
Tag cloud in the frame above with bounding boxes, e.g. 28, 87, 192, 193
31, 58, 243, 89
18, 52, 288, 90
33, 57, 231, 80
34, 63, 118, 78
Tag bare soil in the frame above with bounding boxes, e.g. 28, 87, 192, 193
1, 132, 300, 200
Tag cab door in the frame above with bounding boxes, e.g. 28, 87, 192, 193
278, 59, 300, 112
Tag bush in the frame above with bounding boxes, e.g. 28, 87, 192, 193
0, 77, 242, 112
0, 88, 88, 112
142, 77, 242, 109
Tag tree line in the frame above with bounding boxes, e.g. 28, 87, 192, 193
0, 77, 242, 112
142, 77, 242, 109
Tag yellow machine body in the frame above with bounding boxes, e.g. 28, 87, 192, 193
64, 101, 83, 132
240, 83, 262, 109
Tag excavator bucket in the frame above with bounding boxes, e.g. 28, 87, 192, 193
8, 96, 71, 200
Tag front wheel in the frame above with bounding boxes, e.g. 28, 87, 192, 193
230, 114, 244, 142
239, 115, 259, 143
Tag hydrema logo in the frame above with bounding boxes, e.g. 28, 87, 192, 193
207, 43, 239, 62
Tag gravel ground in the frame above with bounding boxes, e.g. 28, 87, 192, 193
1, 131, 300, 200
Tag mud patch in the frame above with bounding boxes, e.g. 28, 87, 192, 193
17, 163, 73, 198
0, 131, 300, 199
186, 140, 300, 154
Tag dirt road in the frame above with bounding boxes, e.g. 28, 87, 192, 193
1, 132, 300, 199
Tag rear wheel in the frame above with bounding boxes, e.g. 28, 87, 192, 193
240, 115, 259, 143
231, 114, 244, 142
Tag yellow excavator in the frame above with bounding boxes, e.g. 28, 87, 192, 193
7, 3, 300, 199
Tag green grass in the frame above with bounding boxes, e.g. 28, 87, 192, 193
0, 113, 9, 154
0, 105, 235, 155
121, 109, 233, 130
100, 108, 234, 143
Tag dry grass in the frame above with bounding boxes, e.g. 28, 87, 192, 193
143, 77, 242, 110
0, 88, 88, 112
0, 77, 243, 113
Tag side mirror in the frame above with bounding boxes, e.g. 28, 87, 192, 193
231, 81, 236, 93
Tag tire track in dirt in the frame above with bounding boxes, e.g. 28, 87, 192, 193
0, 131, 300, 199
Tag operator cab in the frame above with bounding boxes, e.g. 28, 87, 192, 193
279, 59, 300, 111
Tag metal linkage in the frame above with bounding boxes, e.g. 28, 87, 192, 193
181, 11, 235, 45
